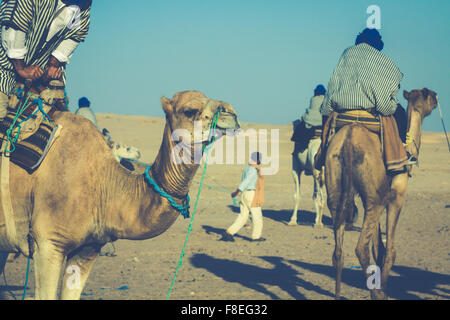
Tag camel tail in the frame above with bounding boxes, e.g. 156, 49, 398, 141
335, 127, 360, 226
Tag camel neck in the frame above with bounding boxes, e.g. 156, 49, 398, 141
151, 122, 199, 199
406, 109, 423, 157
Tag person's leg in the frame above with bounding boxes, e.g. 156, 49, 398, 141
393, 104, 407, 144
226, 191, 252, 236
250, 207, 264, 240
0, 91, 9, 120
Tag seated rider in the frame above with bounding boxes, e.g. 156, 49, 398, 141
291, 84, 326, 152
318, 28, 414, 171
75, 96, 100, 130
0, 0, 92, 120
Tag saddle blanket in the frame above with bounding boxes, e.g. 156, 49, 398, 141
0, 107, 60, 173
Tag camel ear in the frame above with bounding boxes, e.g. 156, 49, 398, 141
161, 96, 173, 115
422, 88, 429, 100
403, 90, 410, 100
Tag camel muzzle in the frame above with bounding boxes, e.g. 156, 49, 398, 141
215, 110, 240, 132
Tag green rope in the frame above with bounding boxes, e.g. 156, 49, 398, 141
5, 93, 34, 154
21, 257, 31, 300
166, 108, 222, 300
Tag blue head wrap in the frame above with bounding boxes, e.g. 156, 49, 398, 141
355, 28, 384, 51
314, 85, 326, 96
60, 0, 91, 10
78, 97, 90, 108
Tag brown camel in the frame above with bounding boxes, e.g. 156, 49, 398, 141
325, 88, 437, 300
0, 90, 239, 300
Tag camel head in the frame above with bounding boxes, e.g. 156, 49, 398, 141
404, 88, 438, 121
403, 88, 438, 158
161, 90, 240, 148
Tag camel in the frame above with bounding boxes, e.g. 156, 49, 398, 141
288, 121, 325, 227
0, 90, 239, 300
325, 88, 437, 300
112, 143, 141, 162
102, 129, 142, 162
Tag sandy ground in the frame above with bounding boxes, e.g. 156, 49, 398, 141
1, 113, 449, 300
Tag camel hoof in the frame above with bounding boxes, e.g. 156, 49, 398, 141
370, 290, 387, 300
287, 220, 298, 226
345, 223, 354, 231
314, 223, 324, 229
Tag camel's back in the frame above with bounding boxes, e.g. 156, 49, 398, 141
326, 124, 388, 198
327, 124, 383, 162
0, 112, 115, 253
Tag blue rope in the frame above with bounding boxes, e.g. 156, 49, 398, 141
144, 166, 190, 219
63, 88, 69, 111
21, 257, 31, 300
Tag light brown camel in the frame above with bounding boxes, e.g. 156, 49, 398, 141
325, 88, 437, 300
0, 90, 239, 300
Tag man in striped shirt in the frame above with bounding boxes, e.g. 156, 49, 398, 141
319, 28, 413, 168
0, 0, 92, 119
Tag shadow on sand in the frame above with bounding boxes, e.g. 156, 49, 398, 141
226, 205, 334, 228
287, 260, 450, 300
189, 252, 450, 300
202, 225, 254, 242
190, 254, 334, 299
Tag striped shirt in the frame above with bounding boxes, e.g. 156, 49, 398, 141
0, 0, 91, 94
320, 43, 403, 116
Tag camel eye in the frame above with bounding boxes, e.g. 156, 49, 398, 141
184, 109, 198, 118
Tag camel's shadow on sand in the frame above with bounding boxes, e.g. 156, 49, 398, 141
190, 253, 334, 299
226, 205, 334, 228
190, 254, 450, 300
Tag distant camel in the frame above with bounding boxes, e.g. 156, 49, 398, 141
288, 120, 325, 227
102, 128, 141, 161
325, 88, 437, 300
0, 90, 239, 300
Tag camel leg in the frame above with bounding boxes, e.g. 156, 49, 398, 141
355, 204, 386, 300
288, 170, 301, 226
33, 241, 65, 300
372, 223, 386, 267
61, 245, 101, 300
312, 169, 324, 228
380, 173, 408, 292
0, 252, 8, 275
332, 222, 345, 299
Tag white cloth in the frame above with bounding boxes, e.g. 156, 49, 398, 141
227, 190, 263, 240
75, 107, 99, 130
1, 27, 27, 59
302, 95, 324, 128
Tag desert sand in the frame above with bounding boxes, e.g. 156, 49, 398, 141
1, 113, 449, 300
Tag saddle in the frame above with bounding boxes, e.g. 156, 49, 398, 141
315, 109, 407, 172
291, 119, 322, 153
0, 80, 66, 172
334, 109, 380, 133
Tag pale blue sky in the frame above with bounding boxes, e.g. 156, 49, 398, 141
66, 0, 449, 132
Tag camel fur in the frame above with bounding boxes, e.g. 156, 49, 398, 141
325, 88, 437, 300
0, 90, 239, 300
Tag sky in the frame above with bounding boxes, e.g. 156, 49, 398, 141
66, 0, 450, 132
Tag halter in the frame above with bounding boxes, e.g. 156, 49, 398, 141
143, 108, 223, 218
